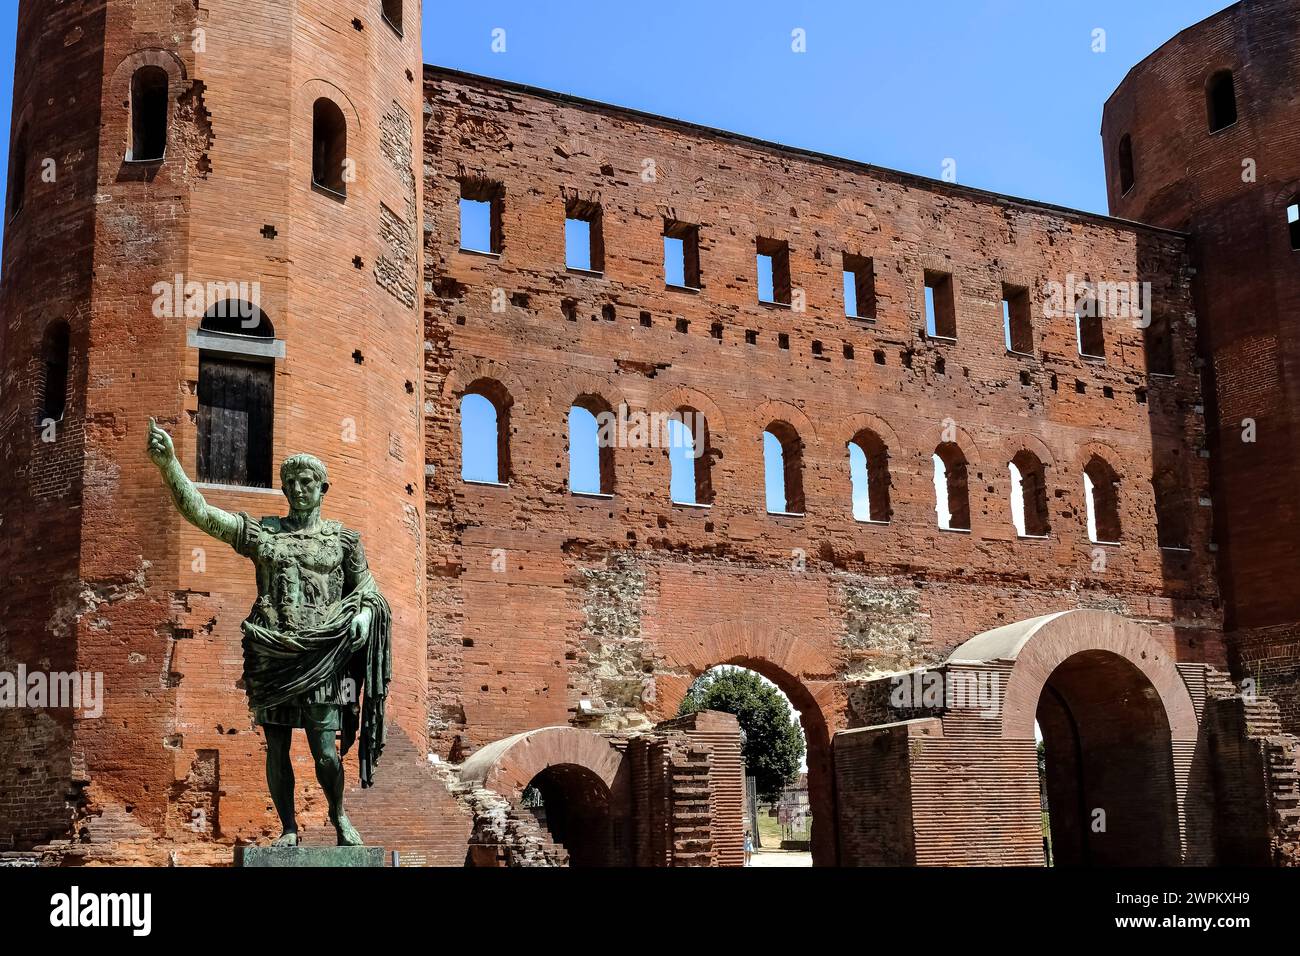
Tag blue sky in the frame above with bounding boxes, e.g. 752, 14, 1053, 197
0, 0, 1234, 506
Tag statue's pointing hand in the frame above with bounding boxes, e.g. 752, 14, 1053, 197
147, 418, 177, 469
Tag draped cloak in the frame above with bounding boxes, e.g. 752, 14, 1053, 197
233, 513, 392, 788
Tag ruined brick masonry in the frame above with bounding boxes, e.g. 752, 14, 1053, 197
0, 0, 1297, 866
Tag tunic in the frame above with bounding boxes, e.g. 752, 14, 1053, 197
230, 512, 393, 786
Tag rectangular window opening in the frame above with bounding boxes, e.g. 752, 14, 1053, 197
843, 253, 876, 319
924, 270, 957, 339
756, 237, 792, 305
459, 179, 504, 254
565, 197, 605, 273
664, 220, 701, 289
1002, 284, 1033, 354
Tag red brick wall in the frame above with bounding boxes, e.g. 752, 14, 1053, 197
1103, 0, 1300, 731
0, 0, 432, 851
420, 67, 1222, 860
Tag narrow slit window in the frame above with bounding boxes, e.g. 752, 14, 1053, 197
1154, 471, 1189, 550
312, 98, 348, 197
40, 322, 70, 424
565, 198, 604, 273
1076, 294, 1105, 359
1084, 456, 1121, 544
763, 422, 804, 515
848, 430, 890, 522
128, 66, 169, 162
460, 381, 512, 484
924, 270, 957, 339
1118, 134, 1135, 194
568, 395, 614, 495
1206, 70, 1237, 133
1003, 284, 1033, 354
459, 179, 504, 254
6, 125, 28, 219
663, 220, 701, 288
381, 0, 404, 34
933, 443, 970, 531
843, 253, 876, 319
756, 237, 792, 305
1287, 198, 1299, 251
668, 407, 713, 506
1145, 312, 1174, 375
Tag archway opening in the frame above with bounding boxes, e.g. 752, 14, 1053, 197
1035, 649, 1180, 866
520, 763, 613, 867
680, 662, 830, 867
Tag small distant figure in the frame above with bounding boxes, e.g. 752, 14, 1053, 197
744, 831, 754, 866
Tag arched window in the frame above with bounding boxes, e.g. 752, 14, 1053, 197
1076, 292, 1104, 359
763, 421, 804, 515
460, 380, 511, 484
1153, 470, 1188, 550
1009, 450, 1049, 537
201, 300, 274, 338
568, 395, 614, 495
1083, 455, 1121, 544
6, 124, 28, 219
933, 442, 970, 531
381, 0, 403, 34
40, 321, 70, 424
1287, 196, 1299, 251
668, 407, 713, 506
197, 303, 274, 488
312, 98, 348, 197
848, 429, 890, 522
1118, 134, 1135, 194
128, 66, 169, 162
1206, 70, 1237, 133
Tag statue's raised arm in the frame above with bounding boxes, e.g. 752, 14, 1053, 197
146, 418, 241, 546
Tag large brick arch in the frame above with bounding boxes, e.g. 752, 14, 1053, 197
948, 608, 1198, 742
653, 621, 841, 866
459, 726, 629, 801
949, 609, 1199, 865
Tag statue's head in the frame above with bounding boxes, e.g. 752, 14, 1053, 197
280, 453, 329, 512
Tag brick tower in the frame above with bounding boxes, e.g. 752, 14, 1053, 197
0, 0, 430, 856
1103, 0, 1300, 731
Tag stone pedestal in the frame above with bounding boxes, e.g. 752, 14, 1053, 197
235, 845, 386, 868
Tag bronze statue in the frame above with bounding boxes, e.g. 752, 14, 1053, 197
147, 419, 391, 847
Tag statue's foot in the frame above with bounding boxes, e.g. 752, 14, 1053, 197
334, 815, 363, 847
271, 828, 299, 848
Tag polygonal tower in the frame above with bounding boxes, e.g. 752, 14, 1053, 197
1103, 0, 1300, 731
0, 0, 430, 857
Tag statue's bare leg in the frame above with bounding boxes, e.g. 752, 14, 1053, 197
264, 725, 299, 846
306, 725, 362, 846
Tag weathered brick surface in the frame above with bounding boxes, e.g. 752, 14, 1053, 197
420, 67, 1220, 866
5, 0, 1297, 868
1103, 0, 1300, 732
0, 0, 434, 854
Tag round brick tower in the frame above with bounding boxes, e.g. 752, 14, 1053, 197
1102, 0, 1300, 730
0, 0, 428, 856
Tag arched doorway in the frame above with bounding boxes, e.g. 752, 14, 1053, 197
661, 648, 836, 867
1036, 650, 1180, 866
521, 764, 614, 867
950, 609, 1200, 866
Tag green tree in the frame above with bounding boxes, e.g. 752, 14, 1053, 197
678, 666, 805, 802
